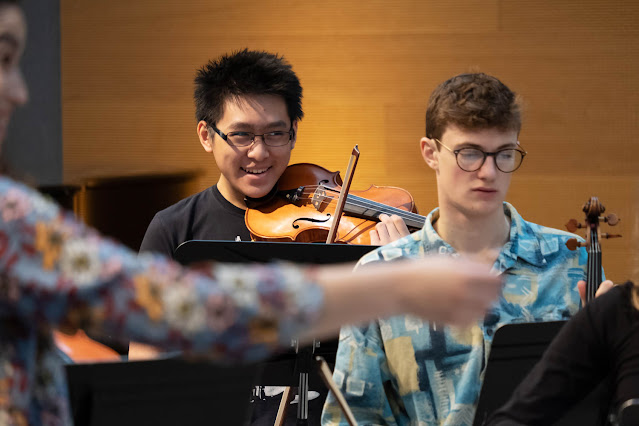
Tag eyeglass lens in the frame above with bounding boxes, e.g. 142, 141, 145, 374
227, 131, 290, 147
457, 148, 523, 172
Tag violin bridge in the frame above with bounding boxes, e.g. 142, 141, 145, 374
312, 186, 328, 211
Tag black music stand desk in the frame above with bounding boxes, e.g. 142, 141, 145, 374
66, 358, 260, 426
473, 321, 610, 426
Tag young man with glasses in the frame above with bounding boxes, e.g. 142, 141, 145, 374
322, 73, 590, 425
140, 49, 301, 253
138, 49, 407, 426
137, 49, 307, 424
141, 48, 406, 253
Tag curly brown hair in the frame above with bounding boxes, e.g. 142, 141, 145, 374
425, 73, 522, 143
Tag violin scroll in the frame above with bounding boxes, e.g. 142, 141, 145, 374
565, 196, 621, 304
565, 196, 621, 251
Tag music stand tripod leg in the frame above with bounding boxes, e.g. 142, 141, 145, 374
295, 346, 312, 425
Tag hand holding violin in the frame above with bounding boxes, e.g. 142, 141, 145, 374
577, 279, 615, 305
369, 213, 411, 245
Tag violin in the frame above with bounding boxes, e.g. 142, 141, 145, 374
244, 163, 426, 245
565, 197, 621, 303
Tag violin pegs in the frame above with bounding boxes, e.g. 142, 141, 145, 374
601, 233, 622, 239
602, 213, 620, 226
565, 238, 583, 251
565, 219, 584, 233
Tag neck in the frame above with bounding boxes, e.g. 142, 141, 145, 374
216, 177, 247, 210
433, 203, 510, 263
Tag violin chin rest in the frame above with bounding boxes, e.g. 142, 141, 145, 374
244, 185, 279, 209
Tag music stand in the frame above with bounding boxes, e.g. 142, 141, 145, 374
174, 240, 376, 266
65, 358, 261, 426
174, 240, 377, 425
473, 321, 610, 426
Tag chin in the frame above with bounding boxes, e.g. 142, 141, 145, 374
458, 200, 502, 217
243, 186, 275, 200
476, 201, 504, 215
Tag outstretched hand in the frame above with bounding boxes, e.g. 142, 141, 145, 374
577, 279, 615, 305
392, 257, 503, 327
310, 256, 503, 340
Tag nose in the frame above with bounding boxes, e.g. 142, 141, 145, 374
246, 136, 270, 161
6, 68, 28, 107
477, 154, 498, 179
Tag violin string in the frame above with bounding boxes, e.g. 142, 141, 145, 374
587, 228, 601, 302
295, 187, 421, 220
296, 187, 423, 221
292, 185, 425, 224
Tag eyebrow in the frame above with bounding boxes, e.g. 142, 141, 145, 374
226, 120, 289, 130
456, 141, 519, 151
0, 33, 20, 49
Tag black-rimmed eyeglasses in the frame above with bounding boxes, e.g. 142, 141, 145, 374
433, 138, 527, 173
211, 124, 294, 147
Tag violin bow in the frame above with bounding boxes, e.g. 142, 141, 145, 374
326, 145, 360, 244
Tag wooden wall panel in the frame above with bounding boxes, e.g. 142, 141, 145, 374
61, 0, 639, 281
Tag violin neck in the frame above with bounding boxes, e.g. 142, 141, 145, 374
585, 232, 603, 304
343, 193, 426, 230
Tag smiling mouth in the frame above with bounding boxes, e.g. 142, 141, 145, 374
241, 167, 271, 175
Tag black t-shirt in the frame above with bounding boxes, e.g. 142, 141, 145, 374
139, 185, 251, 257
488, 282, 639, 425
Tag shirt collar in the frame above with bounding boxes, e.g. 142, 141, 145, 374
418, 202, 546, 268
501, 203, 546, 267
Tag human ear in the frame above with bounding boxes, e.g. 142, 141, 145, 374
290, 121, 298, 150
420, 137, 439, 171
197, 121, 213, 153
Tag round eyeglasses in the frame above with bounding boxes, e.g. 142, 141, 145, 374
433, 138, 527, 173
211, 124, 294, 147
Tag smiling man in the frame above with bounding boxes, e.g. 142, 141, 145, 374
140, 50, 300, 251
322, 73, 589, 426
138, 49, 316, 425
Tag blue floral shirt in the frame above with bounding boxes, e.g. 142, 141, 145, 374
322, 203, 587, 426
0, 177, 324, 426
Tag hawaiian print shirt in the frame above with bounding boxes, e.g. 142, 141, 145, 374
0, 177, 324, 426
322, 203, 587, 426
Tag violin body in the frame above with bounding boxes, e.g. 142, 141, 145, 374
245, 163, 420, 245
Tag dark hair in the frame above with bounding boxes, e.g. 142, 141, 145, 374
194, 49, 303, 126
425, 73, 522, 142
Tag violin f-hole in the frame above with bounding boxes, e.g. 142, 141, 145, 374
292, 214, 331, 229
